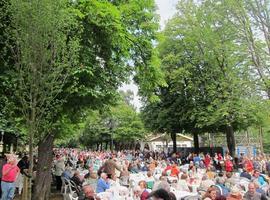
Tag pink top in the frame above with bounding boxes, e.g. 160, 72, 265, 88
2, 163, 20, 182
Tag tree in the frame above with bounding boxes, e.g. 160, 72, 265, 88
1, 0, 164, 199
142, 0, 260, 156
79, 91, 146, 150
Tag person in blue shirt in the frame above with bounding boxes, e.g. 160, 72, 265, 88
253, 170, 267, 187
96, 173, 110, 193
62, 167, 72, 180
193, 154, 201, 166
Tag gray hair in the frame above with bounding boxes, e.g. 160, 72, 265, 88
155, 181, 170, 192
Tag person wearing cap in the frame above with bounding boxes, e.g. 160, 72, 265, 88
1, 154, 20, 200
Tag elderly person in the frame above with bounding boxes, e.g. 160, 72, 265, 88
226, 186, 242, 200
71, 171, 84, 188
79, 185, 101, 200
200, 175, 215, 193
243, 183, 261, 200
1, 154, 20, 200
96, 173, 110, 193
176, 173, 190, 192
133, 186, 142, 200
152, 176, 170, 192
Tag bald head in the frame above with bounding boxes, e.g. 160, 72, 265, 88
248, 183, 256, 196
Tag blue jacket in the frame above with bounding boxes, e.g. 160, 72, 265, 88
96, 178, 110, 193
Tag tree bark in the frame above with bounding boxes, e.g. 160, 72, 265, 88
226, 125, 236, 157
171, 133, 177, 153
193, 132, 199, 154
33, 134, 54, 200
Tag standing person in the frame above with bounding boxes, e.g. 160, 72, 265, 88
0, 155, 7, 198
16, 156, 30, 195
54, 155, 65, 191
1, 154, 20, 200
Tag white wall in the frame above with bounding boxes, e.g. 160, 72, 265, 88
149, 141, 192, 151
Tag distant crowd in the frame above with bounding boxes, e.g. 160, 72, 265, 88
0, 148, 269, 200
52, 148, 270, 200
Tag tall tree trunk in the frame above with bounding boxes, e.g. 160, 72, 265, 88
171, 133, 177, 153
33, 134, 54, 200
193, 132, 199, 154
226, 125, 236, 157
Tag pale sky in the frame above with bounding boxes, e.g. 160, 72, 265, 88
120, 0, 178, 110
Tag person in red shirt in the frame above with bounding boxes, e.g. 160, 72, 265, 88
170, 163, 180, 177
245, 157, 254, 173
204, 154, 211, 168
225, 159, 234, 172
1, 154, 20, 200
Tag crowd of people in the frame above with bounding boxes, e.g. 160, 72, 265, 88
52, 148, 270, 200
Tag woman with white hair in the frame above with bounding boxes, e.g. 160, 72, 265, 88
1, 154, 20, 200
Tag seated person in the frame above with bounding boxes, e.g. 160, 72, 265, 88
120, 166, 130, 186
145, 171, 155, 189
206, 167, 216, 180
240, 168, 252, 180
147, 188, 172, 200
128, 162, 140, 173
62, 166, 72, 180
152, 176, 170, 192
71, 171, 84, 188
214, 177, 230, 197
84, 166, 95, 179
243, 182, 262, 200
170, 163, 180, 177
252, 170, 267, 187
96, 173, 110, 193
200, 175, 215, 193
133, 186, 142, 200
79, 185, 101, 200
139, 180, 149, 200
176, 173, 190, 192
226, 185, 242, 200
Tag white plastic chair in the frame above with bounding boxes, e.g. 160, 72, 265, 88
68, 192, 78, 200
61, 177, 70, 194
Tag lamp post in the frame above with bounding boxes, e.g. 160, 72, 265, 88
0, 130, 4, 153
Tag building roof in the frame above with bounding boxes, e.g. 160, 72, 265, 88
148, 133, 193, 142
